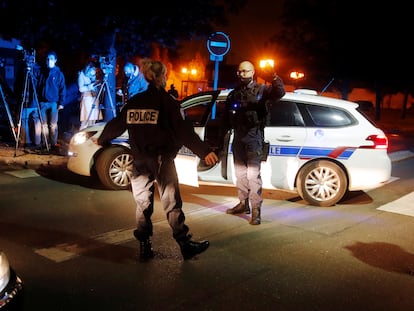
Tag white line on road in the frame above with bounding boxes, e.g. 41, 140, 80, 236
377, 192, 414, 217
4, 169, 39, 178
33, 203, 224, 263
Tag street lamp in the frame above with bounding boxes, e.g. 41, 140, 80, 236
259, 59, 274, 69
290, 70, 305, 89
181, 67, 197, 80
290, 71, 305, 80
181, 67, 198, 97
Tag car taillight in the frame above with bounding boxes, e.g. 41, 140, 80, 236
360, 134, 388, 149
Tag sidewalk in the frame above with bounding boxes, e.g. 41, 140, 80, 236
0, 143, 68, 169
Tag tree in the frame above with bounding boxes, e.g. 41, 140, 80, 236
271, 0, 414, 117
0, 0, 246, 119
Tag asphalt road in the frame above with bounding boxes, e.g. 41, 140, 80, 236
1, 149, 414, 310
1, 108, 414, 310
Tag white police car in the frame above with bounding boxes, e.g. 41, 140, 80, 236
67, 89, 391, 207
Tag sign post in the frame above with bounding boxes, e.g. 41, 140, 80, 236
207, 32, 230, 119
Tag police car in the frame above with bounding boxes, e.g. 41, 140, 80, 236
67, 89, 391, 207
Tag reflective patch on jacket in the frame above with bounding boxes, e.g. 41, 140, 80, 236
127, 109, 159, 124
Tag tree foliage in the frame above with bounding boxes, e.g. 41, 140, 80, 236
272, 0, 413, 95
0, 0, 246, 78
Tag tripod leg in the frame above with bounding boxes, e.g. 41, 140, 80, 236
14, 71, 31, 156
0, 84, 17, 143
30, 74, 49, 151
104, 81, 117, 118
86, 84, 104, 126
15, 69, 50, 155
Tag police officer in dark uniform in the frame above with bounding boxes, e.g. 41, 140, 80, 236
95, 58, 218, 261
224, 60, 285, 225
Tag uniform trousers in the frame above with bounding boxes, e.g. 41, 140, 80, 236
130, 155, 190, 242
232, 126, 264, 209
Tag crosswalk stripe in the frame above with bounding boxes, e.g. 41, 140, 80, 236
377, 192, 414, 217
4, 169, 39, 178
33, 206, 223, 263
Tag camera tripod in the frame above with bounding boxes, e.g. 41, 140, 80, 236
15, 65, 49, 156
87, 72, 117, 123
0, 80, 17, 144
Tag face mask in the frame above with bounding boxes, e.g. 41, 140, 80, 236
239, 76, 253, 86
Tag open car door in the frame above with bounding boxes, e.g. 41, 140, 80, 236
175, 90, 222, 186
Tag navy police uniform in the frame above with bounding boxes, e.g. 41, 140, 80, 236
98, 84, 213, 243
225, 75, 285, 220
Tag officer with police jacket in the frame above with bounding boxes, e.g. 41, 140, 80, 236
224, 60, 285, 225
95, 59, 218, 261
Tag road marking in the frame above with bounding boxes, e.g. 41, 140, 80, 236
33, 190, 414, 262
33, 206, 223, 263
377, 192, 414, 217
34, 228, 135, 263
4, 169, 39, 178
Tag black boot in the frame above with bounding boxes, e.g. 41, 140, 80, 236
139, 238, 154, 262
178, 235, 210, 260
133, 230, 153, 261
226, 199, 250, 215
249, 207, 261, 225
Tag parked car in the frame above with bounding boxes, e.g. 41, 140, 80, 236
67, 89, 392, 207
0, 250, 23, 309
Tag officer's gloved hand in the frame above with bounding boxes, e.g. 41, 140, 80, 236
259, 66, 277, 83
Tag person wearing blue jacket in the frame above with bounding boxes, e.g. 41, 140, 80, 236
32, 50, 66, 152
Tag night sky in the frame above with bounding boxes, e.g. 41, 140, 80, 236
179, 0, 284, 67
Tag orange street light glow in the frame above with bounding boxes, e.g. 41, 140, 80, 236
259, 59, 274, 68
290, 71, 305, 79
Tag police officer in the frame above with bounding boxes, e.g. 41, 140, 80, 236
224, 60, 285, 225
95, 58, 218, 261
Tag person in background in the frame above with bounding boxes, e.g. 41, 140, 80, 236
32, 50, 66, 153
224, 60, 285, 225
167, 84, 179, 98
94, 58, 218, 262
117, 61, 148, 106
78, 62, 102, 129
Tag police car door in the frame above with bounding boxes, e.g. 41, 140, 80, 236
262, 99, 307, 190
175, 90, 221, 186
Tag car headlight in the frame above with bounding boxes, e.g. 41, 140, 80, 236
71, 131, 98, 145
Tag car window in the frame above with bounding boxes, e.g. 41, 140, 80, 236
301, 104, 356, 127
181, 92, 220, 126
269, 101, 304, 127
184, 104, 210, 126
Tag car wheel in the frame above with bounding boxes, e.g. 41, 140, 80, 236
297, 160, 348, 207
95, 146, 133, 190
